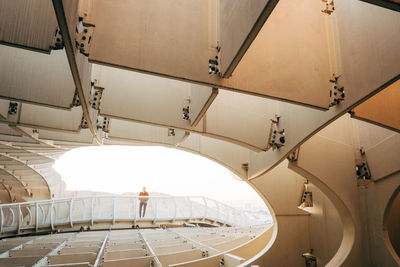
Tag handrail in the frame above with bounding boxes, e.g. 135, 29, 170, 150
93, 232, 109, 267
0, 195, 259, 236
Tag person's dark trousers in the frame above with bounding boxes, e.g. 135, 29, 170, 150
139, 202, 147, 217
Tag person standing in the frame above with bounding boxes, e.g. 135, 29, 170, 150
139, 187, 149, 218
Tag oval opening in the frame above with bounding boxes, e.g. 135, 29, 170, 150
54, 145, 272, 224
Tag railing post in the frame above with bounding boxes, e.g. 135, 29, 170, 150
35, 202, 39, 232
10, 207, 15, 227
69, 198, 74, 228
202, 197, 207, 222
0, 207, 3, 234
26, 206, 32, 228
90, 197, 94, 226
50, 200, 54, 231
17, 204, 21, 234
112, 197, 116, 225
39, 205, 45, 225
213, 200, 219, 225
133, 197, 136, 226
224, 204, 229, 226
153, 197, 158, 223
172, 197, 177, 222
188, 197, 192, 221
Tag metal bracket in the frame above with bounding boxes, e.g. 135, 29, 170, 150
75, 22, 94, 56
89, 84, 104, 110
271, 114, 280, 124
8, 102, 18, 115
302, 249, 317, 266
182, 106, 190, 121
209, 44, 221, 75
80, 115, 89, 129
329, 73, 345, 107
208, 57, 220, 75
299, 181, 313, 208
50, 27, 64, 50
355, 161, 371, 180
168, 128, 176, 136
97, 116, 110, 133
287, 147, 300, 162
321, 0, 335, 15
201, 250, 209, 257
299, 192, 313, 208
355, 146, 372, 180
267, 115, 285, 150
71, 89, 81, 107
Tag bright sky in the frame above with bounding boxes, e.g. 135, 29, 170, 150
53, 146, 267, 210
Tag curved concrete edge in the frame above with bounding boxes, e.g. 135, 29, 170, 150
169, 224, 274, 267
382, 185, 400, 265
288, 164, 355, 267
243, 160, 310, 266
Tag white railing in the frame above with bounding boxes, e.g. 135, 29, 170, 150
0, 196, 255, 235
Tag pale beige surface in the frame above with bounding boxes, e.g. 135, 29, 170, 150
307, 183, 342, 266
0, 256, 42, 266
278, 117, 365, 267
93, 64, 206, 131
248, 0, 400, 178
0, 45, 75, 109
107, 118, 188, 147
170, 227, 273, 267
48, 253, 97, 264
251, 162, 308, 216
205, 90, 277, 150
221, 0, 331, 108
158, 249, 203, 266
287, 115, 400, 267
38, 128, 94, 144
353, 80, 400, 132
9, 248, 51, 257
90, 0, 213, 84
228, 227, 273, 260
59, 246, 100, 254
89, 0, 331, 108
249, 216, 310, 267
153, 243, 193, 254
0, 0, 57, 52
294, 135, 365, 267
213, 236, 250, 251
20, 104, 82, 131
218, 0, 269, 75
355, 118, 400, 181
104, 249, 146, 260
103, 256, 154, 267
